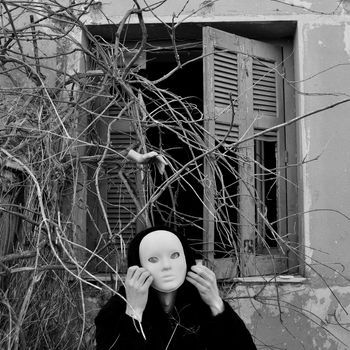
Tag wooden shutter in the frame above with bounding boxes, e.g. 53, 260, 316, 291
87, 105, 140, 273
203, 27, 287, 277
253, 58, 278, 116
105, 106, 141, 267
106, 130, 138, 245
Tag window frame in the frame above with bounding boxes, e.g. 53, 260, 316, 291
83, 22, 298, 278
202, 26, 298, 278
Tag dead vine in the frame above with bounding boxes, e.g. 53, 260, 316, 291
1, 0, 350, 349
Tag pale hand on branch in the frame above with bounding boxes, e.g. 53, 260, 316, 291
127, 150, 168, 174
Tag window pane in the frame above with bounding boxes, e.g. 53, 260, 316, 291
254, 138, 278, 250
214, 147, 239, 258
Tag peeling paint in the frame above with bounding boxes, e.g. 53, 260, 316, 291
199, 0, 215, 14
279, 0, 312, 9
343, 24, 350, 61
229, 284, 350, 348
340, 0, 350, 14
302, 89, 313, 264
323, 339, 333, 349
304, 287, 332, 321
81, 2, 350, 348
294, 23, 315, 269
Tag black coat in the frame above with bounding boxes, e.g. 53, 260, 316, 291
95, 281, 257, 350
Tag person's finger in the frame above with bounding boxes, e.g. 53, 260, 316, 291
192, 264, 214, 275
138, 270, 152, 285
141, 151, 158, 163
156, 163, 165, 175
187, 271, 211, 289
143, 274, 154, 289
187, 270, 202, 281
156, 155, 168, 165
145, 151, 158, 159
186, 275, 207, 292
190, 264, 213, 281
126, 265, 138, 280
129, 267, 147, 283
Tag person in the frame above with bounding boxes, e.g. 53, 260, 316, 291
95, 226, 257, 350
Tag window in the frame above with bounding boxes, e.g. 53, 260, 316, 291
85, 47, 147, 273
86, 102, 145, 273
85, 23, 298, 277
202, 27, 297, 277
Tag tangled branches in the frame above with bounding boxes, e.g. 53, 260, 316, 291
2, 0, 344, 349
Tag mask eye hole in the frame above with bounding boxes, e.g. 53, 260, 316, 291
148, 257, 159, 263
171, 252, 180, 259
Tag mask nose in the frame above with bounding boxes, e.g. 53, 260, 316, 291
161, 257, 171, 270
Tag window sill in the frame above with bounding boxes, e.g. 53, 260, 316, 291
228, 275, 307, 284
88, 273, 306, 285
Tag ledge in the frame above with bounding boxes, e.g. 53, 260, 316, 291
229, 275, 307, 284
88, 273, 307, 285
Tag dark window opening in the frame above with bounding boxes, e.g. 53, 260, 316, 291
214, 146, 239, 259
255, 138, 278, 250
84, 22, 298, 276
144, 50, 204, 257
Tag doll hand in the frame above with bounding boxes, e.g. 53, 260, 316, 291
142, 152, 168, 175
186, 264, 224, 316
125, 266, 153, 321
127, 150, 168, 174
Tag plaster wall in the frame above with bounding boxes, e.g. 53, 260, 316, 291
0, 9, 57, 89
230, 283, 350, 349
0, 6, 80, 90
84, 1, 350, 349
88, 0, 345, 24
295, 21, 350, 281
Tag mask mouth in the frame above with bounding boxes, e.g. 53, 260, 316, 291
152, 274, 186, 293
161, 275, 175, 280
152, 284, 182, 293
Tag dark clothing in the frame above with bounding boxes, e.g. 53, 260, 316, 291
96, 226, 257, 349
95, 282, 257, 350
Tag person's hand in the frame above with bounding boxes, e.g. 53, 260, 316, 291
186, 263, 224, 316
127, 150, 168, 174
125, 266, 153, 321
141, 152, 168, 174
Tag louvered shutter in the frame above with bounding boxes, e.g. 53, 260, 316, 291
203, 27, 286, 277
105, 105, 139, 252
88, 105, 140, 273
253, 58, 278, 116
106, 131, 137, 244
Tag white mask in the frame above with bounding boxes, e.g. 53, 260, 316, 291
139, 230, 187, 293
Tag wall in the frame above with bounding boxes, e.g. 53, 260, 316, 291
82, 1, 350, 349
88, 0, 342, 23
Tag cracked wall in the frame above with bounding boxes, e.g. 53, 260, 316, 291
85, 1, 350, 348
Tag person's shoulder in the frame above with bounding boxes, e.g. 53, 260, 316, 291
95, 287, 126, 324
176, 281, 213, 316
220, 300, 252, 327
221, 301, 257, 349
